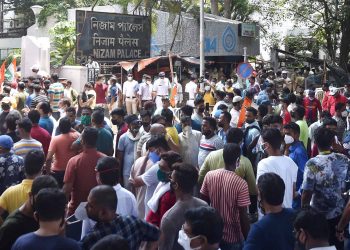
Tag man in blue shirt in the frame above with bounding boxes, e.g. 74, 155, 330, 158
283, 122, 308, 209
37, 102, 54, 135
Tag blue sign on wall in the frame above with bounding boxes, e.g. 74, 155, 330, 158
205, 37, 217, 53
222, 25, 236, 52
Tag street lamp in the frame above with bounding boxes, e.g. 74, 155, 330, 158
30, 5, 43, 29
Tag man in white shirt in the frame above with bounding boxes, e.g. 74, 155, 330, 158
185, 74, 198, 107
123, 73, 138, 115
230, 96, 242, 127
138, 74, 153, 108
257, 128, 298, 213
152, 72, 171, 109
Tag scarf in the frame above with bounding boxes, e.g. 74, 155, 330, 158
126, 129, 141, 161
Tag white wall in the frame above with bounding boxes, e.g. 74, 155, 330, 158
59, 66, 88, 92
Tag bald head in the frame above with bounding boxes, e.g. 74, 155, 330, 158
150, 124, 166, 136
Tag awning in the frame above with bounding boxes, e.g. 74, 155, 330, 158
119, 61, 137, 71
137, 56, 161, 72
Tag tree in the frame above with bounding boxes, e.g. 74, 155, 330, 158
253, 0, 350, 72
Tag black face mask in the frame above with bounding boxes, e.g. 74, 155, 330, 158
111, 119, 121, 126
142, 122, 150, 128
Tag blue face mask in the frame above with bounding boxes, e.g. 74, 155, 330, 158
149, 152, 161, 163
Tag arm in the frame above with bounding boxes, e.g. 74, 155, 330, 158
239, 206, 250, 239
45, 150, 55, 173
62, 182, 73, 201
199, 193, 210, 204
166, 135, 180, 153
301, 190, 312, 208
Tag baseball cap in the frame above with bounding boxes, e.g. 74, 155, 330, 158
232, 96, 243, 103
159, 72, 165, 77
0, 135, 13, 150
329, 87, 339, 96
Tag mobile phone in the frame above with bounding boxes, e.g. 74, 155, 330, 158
205, 103, 209, 111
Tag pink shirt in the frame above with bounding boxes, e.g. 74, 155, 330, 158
95, 83, 108, 104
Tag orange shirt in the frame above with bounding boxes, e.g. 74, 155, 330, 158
237, 97, 252, 128
48, 131, 80, 172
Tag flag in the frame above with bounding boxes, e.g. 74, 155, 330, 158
5, 58, 16, 83
0, 61, 5, 84
170, 84, 177, 108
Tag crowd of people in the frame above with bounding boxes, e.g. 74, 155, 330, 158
0, 66, 349, 250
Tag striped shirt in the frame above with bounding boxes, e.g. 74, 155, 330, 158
30, 94, 49, 109
198, 135, 224, 168
200, 169, 250, 243
48, 82, 64, 112
13, 139, 43, 158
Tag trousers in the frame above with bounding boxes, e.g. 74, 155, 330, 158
125, 98, 137, 115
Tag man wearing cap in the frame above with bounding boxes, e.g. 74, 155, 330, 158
303, 89, 322, 125
230, 96, 243, 128
138, 74, 153, 108
185, 74, 198, 107
123, 73, 138, 115
117, 114, 142, 191
152, 72, 171, 109
324, 87, 348, 116
0, 135, 24, 195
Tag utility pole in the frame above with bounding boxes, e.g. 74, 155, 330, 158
199, 0, 204, 77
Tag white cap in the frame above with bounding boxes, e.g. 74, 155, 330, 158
329, 87, 339, 96
282, 70, 288, 74
232, 96, 243, 103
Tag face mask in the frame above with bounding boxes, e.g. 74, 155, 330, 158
178, 229, 201, 250
127, 77, 132, 81
111, 119, 119, 126
309, 97, 314, 101
80, 115, 91, 126
205, 86, 210, 91
132, 128, 140, 134
183, 126, 192, 135
341, 110, 348, 118
157, 169, 170, 183
149, 152, 161, 163
246, 119, 254, 124
284, 135, 294, 144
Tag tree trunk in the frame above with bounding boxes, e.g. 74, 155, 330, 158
210, 0, 219, 15
339, 0, 350, 73
223, 0, 231, 18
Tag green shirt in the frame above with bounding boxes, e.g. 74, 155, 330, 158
198, 149, 257, 195
296, 120, 309, 149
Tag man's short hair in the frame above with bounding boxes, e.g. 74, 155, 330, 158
294, 105, 305, 118
203, 116, 217, 130
335, 102, 346, 112
160, 151, 182, 169
262, 114, 273, 127
92, 110, 104, 125
17, 118, 32, 133
151, 115, 166, 125
24, 150, 45, 176
161, 109, 173, 123
90, 185, 117, 211
261, 128, 283, 150
194, 98, 204, 106
223, 143, 241, 166
184, 206, 224, 244
28, 110, 41, 124
220, 111, 231, 123
226, 128, 244, 144
82, 127, 98, 147
110, 108, 125, 117
271, 115, 283, 125
95, 157, 119, 186
66, 107, 76, 115
322, 118, 337, 127
314, 127, 336, 150
284, 122, 300, 135
172, 163, 198, 193
294, 208, 329, 240
51, 73, 59, 82
257, 172, 285, 206
38, 102, 51, 114
91, 235, 129, 250
59, 117, 72, 134
180, 105, 194, 116
34, 188, 66, 221
140, 110, 152, 118
31, 175, 58, 196
258, 104, 268, 118
246, 107, 257, 116
146, 136, 170, 151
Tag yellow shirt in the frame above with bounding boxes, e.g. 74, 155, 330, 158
203, 92, 215, 106
0, 179, 33, 213
166, 127, 180, 145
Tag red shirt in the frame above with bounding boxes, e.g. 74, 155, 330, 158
30, 124, 51, 156
95, 83, 108, 104
146, 190, 176, 227
201, 169, 250, 243
303, 97, 322, 122
64, 148, 105, 215
282, 110, 291, 125
325, 94, 347, 116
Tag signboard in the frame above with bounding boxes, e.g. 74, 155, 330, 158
237, 62, 253, 78
76, 10, 151, 63
238, 23, 256, 37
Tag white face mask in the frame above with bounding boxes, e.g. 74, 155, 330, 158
178, 229, 201, 250
341, 110, 348, 118
205, 86, 211, 91
183, 126, 192, 136
284, 134, 294, 144
309, 97, 314, 101
127, 76, 133, 81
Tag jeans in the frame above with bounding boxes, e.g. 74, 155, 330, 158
220, 240, 244, 250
